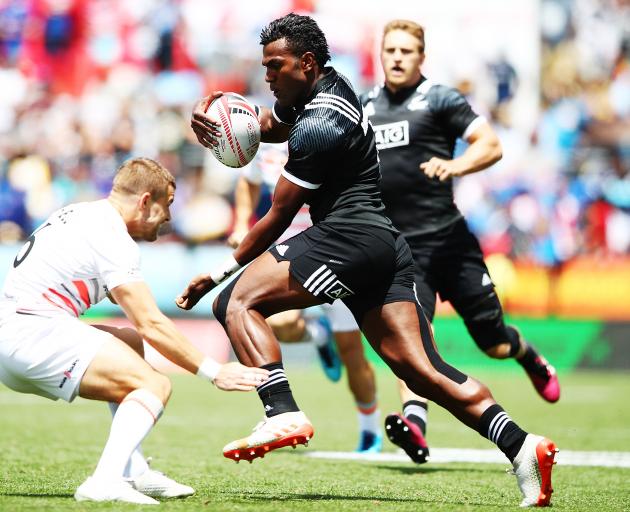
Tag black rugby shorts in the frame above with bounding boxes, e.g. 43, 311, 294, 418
270, 222, 416, 323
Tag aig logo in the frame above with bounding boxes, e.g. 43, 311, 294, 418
373, 121, 409, 150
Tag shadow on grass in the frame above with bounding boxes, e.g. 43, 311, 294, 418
223, 490, 506, 507
1, 492, 74, 498
373, 463, 497, 475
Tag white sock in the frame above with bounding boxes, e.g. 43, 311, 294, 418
304, 319, 329, 347
357, 400, 380, 434
93, 389, 163, 481
108, 402, 150, 478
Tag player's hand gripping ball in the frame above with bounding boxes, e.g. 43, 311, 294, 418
205, 93, 261, 168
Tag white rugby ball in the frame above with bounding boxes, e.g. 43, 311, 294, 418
207, 93, 261, 168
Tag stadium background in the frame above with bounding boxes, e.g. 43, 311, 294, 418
1, 1, 629, 510
1, 0, 628, 372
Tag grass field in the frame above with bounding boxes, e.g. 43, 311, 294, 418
1, 368, 629, 511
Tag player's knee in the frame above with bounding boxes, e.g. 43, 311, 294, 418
142, 370, 171, 405
484, 343, 511, 359
213, 274, 242, 328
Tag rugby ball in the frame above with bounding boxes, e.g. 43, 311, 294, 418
207, 93, 261, 168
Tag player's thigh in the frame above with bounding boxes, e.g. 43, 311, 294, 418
223, 252, 324, 319
439, 221, 494, 303
92, 323, 144, 357
80, 336, 170, 404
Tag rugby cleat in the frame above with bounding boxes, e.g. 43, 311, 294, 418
511, 434, 559, 507
314, 317, 342, 382
523, 356, 560, 403
129, 468, 194, 499
223, 411, 314, 462
384, 413, 430, 464
75, 476, 159, 505
356, 430, 383, 454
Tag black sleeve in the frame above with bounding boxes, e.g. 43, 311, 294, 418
428, 85, 479, 138
282, 116, 344, 189
272, 101, 297, 125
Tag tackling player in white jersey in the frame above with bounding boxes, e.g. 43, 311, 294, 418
0, 158, 269, 505
228, 143, 382, 453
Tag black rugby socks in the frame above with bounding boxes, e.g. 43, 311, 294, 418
256, 362, 300, 418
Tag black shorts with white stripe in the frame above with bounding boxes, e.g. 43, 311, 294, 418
270, 222, 416, 324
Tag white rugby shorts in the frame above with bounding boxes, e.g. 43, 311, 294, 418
0, 313, 110, 402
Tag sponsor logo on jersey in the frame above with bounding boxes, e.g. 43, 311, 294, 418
373, 120, 409, 150
58, 358, 79, 388
275, 244, 289, 256
481, 273, 493, 286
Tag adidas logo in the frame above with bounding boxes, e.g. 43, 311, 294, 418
481, 273, 492, 286
265, 405, 273, 412
276, 245, 289, 256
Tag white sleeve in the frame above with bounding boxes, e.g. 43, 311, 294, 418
91, 226, 143, 290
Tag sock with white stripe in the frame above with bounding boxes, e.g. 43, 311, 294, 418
108, 402, 149, 478
403, 400, 428, 436
93, 389, 164, 480
257, 362, 300, 418
478, 404, 528, 462
357, 400, 380, 434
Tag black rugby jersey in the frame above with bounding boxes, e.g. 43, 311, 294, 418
361, 76, 483, 237
273, 67, 394, 232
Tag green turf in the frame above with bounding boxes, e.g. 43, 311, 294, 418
1, 369, 629, 511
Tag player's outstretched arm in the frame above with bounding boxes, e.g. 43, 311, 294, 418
112, 281, 269, 390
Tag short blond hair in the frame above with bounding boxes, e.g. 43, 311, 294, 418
383, 19, 425, 53
112, 158, 175, 200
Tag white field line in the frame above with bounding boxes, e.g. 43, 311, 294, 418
304, 448, 630, 468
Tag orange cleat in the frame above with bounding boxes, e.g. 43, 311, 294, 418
223, 411, 314, 463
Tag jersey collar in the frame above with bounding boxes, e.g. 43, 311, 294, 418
384, 75, 426, 103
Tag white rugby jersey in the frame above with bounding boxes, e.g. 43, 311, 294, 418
241, 143, 311, 243
0, 200, 142, 318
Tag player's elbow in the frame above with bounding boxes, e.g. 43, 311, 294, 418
487, 137, 502, 165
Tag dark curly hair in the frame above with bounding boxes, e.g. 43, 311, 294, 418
260, 13, 330, 68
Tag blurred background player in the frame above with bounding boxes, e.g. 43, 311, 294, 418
227, 143, 382, 453
0, 158, 268, 505
361, 19, 561, 464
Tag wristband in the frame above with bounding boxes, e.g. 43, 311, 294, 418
197, 358, 222, 383
209, 254, 242, 285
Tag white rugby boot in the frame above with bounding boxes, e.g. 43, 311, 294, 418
511, 434, 559, 507
74, 476, 159, 505
223, 411, 314, 462
130, 467, 194, 498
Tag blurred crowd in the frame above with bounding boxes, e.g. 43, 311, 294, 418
1, 0, 629, 267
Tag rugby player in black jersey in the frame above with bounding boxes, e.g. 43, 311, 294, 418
178, 14, 558, 507
361, 19, 560, 466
